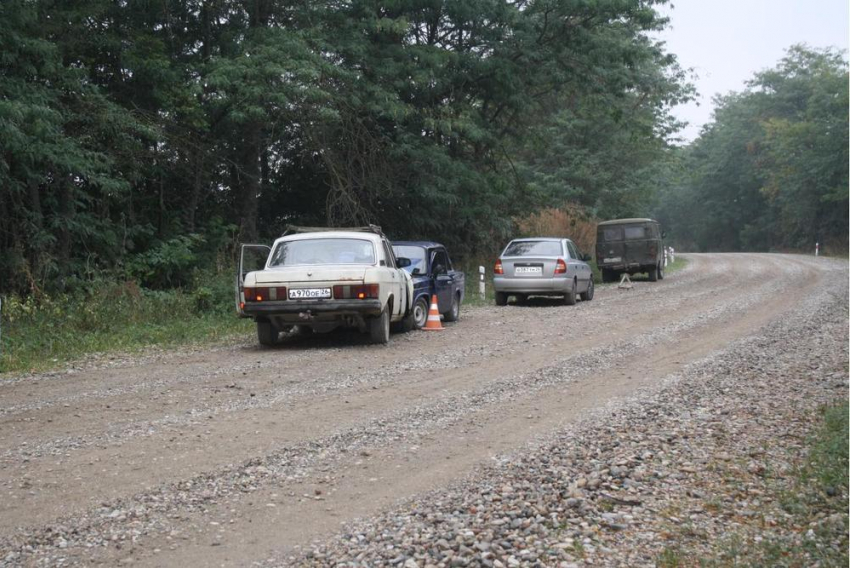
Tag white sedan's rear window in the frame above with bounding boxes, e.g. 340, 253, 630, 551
268, 238, 375, 266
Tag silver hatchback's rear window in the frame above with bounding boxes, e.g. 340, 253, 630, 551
503, 241, 563, 257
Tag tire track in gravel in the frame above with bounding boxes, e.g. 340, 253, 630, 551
0, 252, 713, 414
0, 254, 836, 567
0, 253, 742, 459
0, 252, 773, 516
107, 253, 830, 568
290, 257, 848, 568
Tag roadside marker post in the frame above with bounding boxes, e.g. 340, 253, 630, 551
815, 242, 819, 257
479, 266, 485, 299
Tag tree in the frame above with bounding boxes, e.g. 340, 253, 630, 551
654, 45, 848, 253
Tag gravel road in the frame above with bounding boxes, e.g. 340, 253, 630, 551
0, 253, 846, 567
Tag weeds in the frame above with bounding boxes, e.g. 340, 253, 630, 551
656, 546, 683, 567
671, 400, 849, 567
1, 271, 251, 374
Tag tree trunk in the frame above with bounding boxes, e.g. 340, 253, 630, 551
57, 178, 75, 288
238, 129, 261, 242
185, 147, 203, 233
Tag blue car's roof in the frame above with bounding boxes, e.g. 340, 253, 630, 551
392, 240, 444, 249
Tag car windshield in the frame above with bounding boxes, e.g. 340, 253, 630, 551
599, 225, 649, 241
600, 227, 623, 241
392, 245, 427, 274
624, 226, 648, 239
268, 238, 375, 267
503, 241, 562, 257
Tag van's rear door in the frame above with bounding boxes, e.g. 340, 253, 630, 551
622, 225, 654, 265
597, 227, 626, 265
236, 244, 271, 317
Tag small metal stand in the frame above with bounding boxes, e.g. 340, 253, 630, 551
618, 274, 633, 290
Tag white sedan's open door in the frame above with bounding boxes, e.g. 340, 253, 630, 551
235, 244, 271, 317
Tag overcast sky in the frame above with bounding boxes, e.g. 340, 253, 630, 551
656, 0, 849, 142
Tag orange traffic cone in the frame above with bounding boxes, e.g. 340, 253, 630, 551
422, 294, 444, 331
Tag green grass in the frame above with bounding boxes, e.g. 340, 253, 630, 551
803, 402, 849, 491
1, 274, 252, 374
663, 256, 688, 275
663, 400, 849, 568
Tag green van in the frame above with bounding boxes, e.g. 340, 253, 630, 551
595, 218, 665, 283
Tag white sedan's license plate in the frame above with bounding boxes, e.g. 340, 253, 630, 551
515, 266, 542, 275
604, 257, 622, 263
289, 288, 332, 300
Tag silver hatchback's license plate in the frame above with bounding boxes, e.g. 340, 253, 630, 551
515, 266, 542, 275
289, 288, 332, 299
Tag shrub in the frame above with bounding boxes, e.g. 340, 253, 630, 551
515, 203, 598, 253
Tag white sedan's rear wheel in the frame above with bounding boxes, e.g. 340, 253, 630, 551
369, 308, 390, 344
257, 321, 278, 346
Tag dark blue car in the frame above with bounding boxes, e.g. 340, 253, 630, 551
392, 241, 465, 329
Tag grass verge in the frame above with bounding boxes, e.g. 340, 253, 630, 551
1, 274, 252, 375
657, 400, 849, 567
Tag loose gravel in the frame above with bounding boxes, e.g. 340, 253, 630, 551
0, 254, 845, 567
293, 263, 848, 567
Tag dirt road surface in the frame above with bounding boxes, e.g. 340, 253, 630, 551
1, 253, 846, 566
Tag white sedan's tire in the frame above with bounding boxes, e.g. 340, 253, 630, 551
257, 321, 278, 346
369, 308, 390, 344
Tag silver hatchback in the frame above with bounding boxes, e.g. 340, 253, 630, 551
493, 238, 594, 306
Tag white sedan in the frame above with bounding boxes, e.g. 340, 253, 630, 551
237, 226, 413, 346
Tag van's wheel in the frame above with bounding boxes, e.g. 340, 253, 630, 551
495, 292, 508, 306
580, 278, 594, 301
443, 293, 460, 322
658, 263, 665, 280
602, 269, 616, 283
257, 321, 279, 346
369, 308, 390, 344
648, 264, 659, 282
563, 280, 577, 306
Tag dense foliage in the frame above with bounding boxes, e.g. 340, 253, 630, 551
653, 46, 849, 253
1, 0, 689, 295
2, 2, 845, 300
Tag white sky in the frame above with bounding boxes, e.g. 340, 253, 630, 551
656, 0, 849, 142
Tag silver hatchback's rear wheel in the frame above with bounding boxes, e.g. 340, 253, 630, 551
563, 280, 577, 306
495, 292, 508, 306
580, 278, 594, 301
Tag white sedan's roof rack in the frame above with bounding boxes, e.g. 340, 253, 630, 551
282, 224, 385, 237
